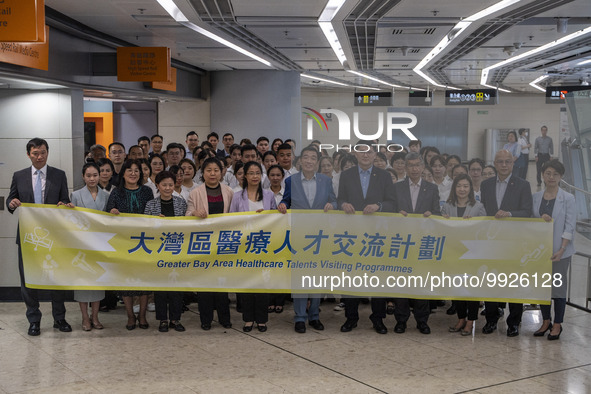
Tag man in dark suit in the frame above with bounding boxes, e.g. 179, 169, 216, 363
480, 149, 532, 337
279, 145, 337, 333
392, 152, 441, 334
7, 138, 73, 336
337, 141, 395, 334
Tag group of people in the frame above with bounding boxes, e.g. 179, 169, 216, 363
7, 125, 574, 342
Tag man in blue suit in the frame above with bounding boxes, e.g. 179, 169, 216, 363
480, 149, 532, 337
279, 145, 336, 333
7, 138, 73, 336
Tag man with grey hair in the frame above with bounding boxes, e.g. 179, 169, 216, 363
87, 144, 106, 163
480, 149, 532, 337
391, 152, 441, 334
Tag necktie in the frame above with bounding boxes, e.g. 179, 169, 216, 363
34, 170, 43, 204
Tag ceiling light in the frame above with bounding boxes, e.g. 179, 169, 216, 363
529, 75, 548, 92
414, 0, 523, 87
155, 0, 188, 22
156, 0, 272, 67
181, 22, 272, 67
318, 0, 347, 22
577, 59, 591, 66
301, 73, 348, 86
318, 0, 348, 66
347, 70, 402, 88
318, 22, 347, 65
481, 26, 591, 88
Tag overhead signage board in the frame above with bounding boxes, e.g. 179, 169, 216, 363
445, 89, 498, 105
117, 47, 171, 82
408, 90, 432, 106
0, 25, 49, 70
0, 0, 46, 43
151, 67, 177, 91
545, 86, 591, 104
354, 92, 392, 106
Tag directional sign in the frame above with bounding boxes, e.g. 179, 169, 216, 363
445, 89, 498, 105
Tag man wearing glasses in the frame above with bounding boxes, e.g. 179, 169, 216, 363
480, 149, 532, 337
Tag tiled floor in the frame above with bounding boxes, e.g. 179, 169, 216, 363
0, 300, 590, 393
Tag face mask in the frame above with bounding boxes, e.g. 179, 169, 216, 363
525, 132, 528, 137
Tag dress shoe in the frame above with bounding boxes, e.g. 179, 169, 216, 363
497, 307, 504, 318
534, 322, 552, 337
257, 324, 267, 332
506, 325, 519, 337
295, 321, 306, 333
417, 321, 431, 334
547, 326, 562, 341
201, 322, 211, 331
53, 319, 72, 332
394, 321, 406, 334
340, 319, 358, 332
446, 304, 457, 315
309, 320, 324, 331
169, 321, 185, 332
482, 322, 497, 334
28, 322, 41, 336
242, 323, 253, 332
159, 320, 169, 332
221, 322, 232, 329
372, 319, 388, 334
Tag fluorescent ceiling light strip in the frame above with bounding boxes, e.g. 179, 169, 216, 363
529, 75, 548, 92
319, 0, 347, 22
481, 26, 591, 86
318, 0, 348, 66
347, 70, 402, 88
354, 86, 381, 91
482, 82, 511, 93
156, 0, 272, 67
301, 73, 348, 86
414, 0, 523, 87
319, 21, 347, 65
182, 22, 272, 67
155, 0, 188, 22
577, 59, 591, 66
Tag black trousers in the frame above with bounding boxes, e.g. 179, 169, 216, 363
154, 291, 182, 321
241, 293, 269, 323
456, 300, 479, 321
485, 301, 522, 326
343, 297, 385, 321
268, 293, 287, 307
393, 298, 430, 324
536, 153, 551, 184
198, 292, 231, 325
18, 245, 66, 323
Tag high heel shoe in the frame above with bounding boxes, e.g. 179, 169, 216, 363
533, 322, 552, 337
243, 322, 253, 332
126, 316, 137, 331
91, 321, 104, 330
449, 321, 466, 332
547, 326, 562, 341
257, 323, 267, 332
82, 321, 92, 331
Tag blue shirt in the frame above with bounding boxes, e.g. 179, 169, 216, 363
358, 166, 373, 199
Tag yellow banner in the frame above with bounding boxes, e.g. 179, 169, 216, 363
18, 204, 553, 303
